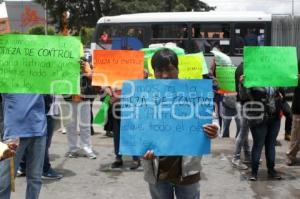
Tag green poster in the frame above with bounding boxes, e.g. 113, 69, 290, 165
216, 66, 236, 92
244, 46, 298, 88
94, 95, 110, 125
0, 34, 81, 94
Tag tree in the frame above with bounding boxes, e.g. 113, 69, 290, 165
35, 0, 215, 34
28, 25, 55, 35
80, 27, 95, 46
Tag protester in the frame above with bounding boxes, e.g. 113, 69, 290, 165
143, 48, 219, 199
210, 46, 240, 138
286, 60, 300, 165
240, 83, 282, 181
278, 89, 293, 141
0, 94, 47, 199
106, 87, 141, 169
274, 88, 293, 144
231, 63, 251, 170
17, 95, 63, 180
64, 58, 97, 159
220, 92, 240, 138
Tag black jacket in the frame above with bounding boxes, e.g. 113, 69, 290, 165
64, 75, 97, 101
235, 63, 243, 103
292, 82, 300, 114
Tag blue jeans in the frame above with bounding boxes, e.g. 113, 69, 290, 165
43, 116, 54, 173
149, 181, 200, 199
250, 118, 280, 175
233, 103, 251, 160
0, 100, 3, 140
221, 103, 240, 138
0, 136, 46, 199
20, 116, 54, 173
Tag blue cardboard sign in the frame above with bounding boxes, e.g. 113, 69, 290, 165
119, 79, 214, 156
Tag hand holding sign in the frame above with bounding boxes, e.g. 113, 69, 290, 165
120, 79, 214, 156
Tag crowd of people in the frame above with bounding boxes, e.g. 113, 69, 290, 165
0, 45, 300, 199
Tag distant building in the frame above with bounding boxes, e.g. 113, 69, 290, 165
0, 1, 45, 33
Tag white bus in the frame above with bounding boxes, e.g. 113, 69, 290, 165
91, 11, 272, 66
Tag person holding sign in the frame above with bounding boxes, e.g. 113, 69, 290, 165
239, 82, 283, 181
286, 60, 300, 166
64, 58, 97, 159
0, 94, 47, 199
105, 87, 141, 170
143, 49, 219, 199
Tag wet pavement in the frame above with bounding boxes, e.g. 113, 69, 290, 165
11, 113, 300, 199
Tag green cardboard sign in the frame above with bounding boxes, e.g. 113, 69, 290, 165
244, 47, 298, 88
216, 66, 236, 92
0, 34, 81, 94
94, 95, 110, 125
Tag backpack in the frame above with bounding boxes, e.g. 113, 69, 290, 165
222, 93, 237, 109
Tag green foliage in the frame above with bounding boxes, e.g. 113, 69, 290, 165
28, 25, 55, 35
34, 0, 215, 32
9, 31, 22, 34
80, 27, 95, 46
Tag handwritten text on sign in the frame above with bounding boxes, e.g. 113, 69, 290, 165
92, 50, 144, 88
244, 46, 298, 88
119, 79, 213, 156
0, 34, 81, 94
216, 66, 236, 92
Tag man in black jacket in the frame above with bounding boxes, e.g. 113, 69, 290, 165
286, 60, 300, 165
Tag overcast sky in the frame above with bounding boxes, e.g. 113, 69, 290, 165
203, 0, 300, 15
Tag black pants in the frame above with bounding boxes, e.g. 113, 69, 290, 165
281, 101, 292, 134
250, 118, 280, 175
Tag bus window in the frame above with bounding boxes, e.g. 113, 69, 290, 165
151, 23, 189, 51
96, 24, 122, 50
234, 23, 266, 55
123, 26, 145, 49
191, 23, 231, 55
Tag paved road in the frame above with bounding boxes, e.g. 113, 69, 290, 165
11, 109, 300, 199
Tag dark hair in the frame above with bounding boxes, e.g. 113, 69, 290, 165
151, 48, 178, 72
80, 56, 87, 62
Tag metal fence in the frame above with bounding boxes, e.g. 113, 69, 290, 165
272, 15, 300, 59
